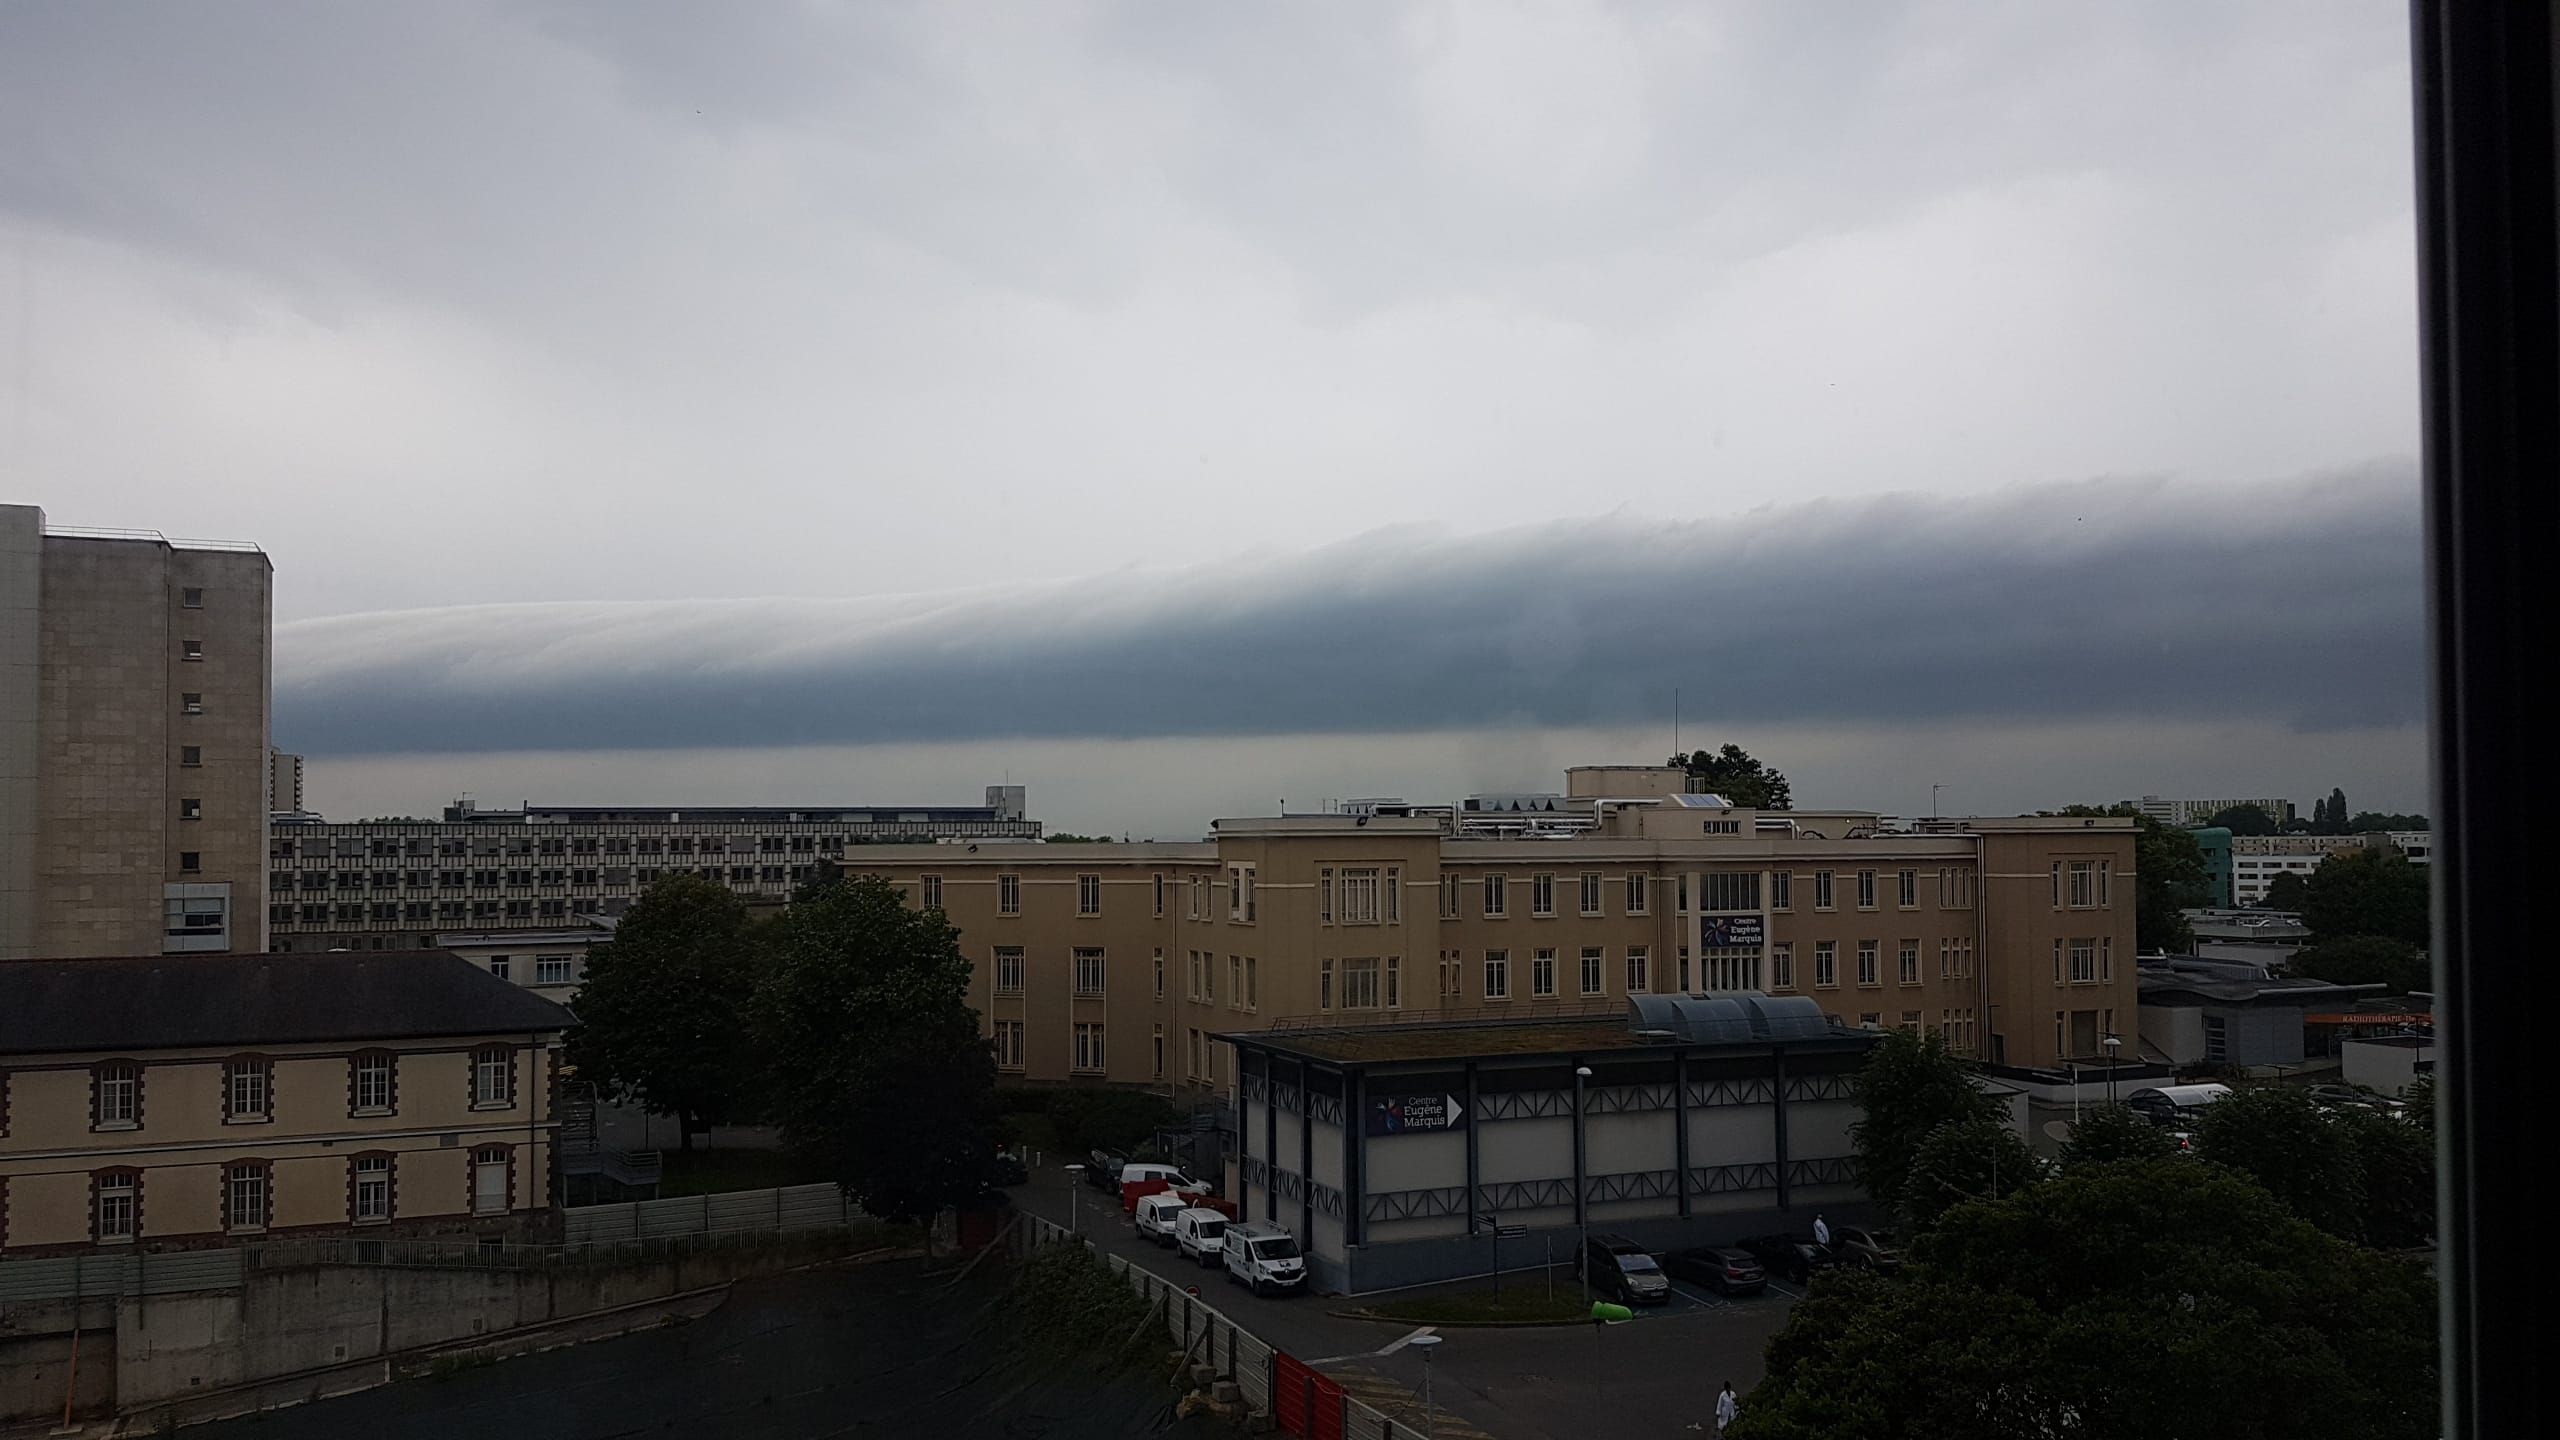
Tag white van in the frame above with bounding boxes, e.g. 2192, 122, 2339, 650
1222, 1222, 1307, 1295
1134, 1191, 1189, 1246
1173, 1207, 1229, 1267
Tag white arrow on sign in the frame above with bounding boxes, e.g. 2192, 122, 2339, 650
1446, 1094, 1466, 1125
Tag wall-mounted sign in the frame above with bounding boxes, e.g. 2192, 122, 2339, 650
1701, 915, 1765, 947
1366, 1093, 1468, 1135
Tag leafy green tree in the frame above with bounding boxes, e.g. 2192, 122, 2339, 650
2302, 849, 2431, 946
1667, 743, 1792, 809
1043, 832, 1113, 843
1734, 1161, 2440, 1440
2059, 1103, 2177, 1166
2191, 1087, 2364, 1241
2338, 1106, 2434, 1251
2260, 870, 2311, 911
1900, 1117, 2045, 1230
756, 874, 1003, 1223
566, 874, 760, 1151
2290, 935, 2431, 995
2349, 812, 2428, 833
2054, 804, 2207, 952
2399, 1071, 2435, 1132
2207, 803, 2280, 836
2326, 787, 2350, 831
1848, 1030, 2006, 1214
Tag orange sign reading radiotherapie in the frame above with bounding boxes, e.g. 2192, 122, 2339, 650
2303, 1013, 2434, 1027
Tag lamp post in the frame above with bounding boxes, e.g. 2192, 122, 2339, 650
1410, 1333, 1443, 1436
1574, 1065, 1594, 1307
2102, 1035, 2122, 1105
2069, 1060, 2081, 1124
1063, 1164, 1083, 1236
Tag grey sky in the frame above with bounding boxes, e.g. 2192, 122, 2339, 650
2, 2, 2426, 827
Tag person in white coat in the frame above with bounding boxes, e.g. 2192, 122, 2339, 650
1715, 1381, 1740, 1434
1812, 1213, 1831, 1248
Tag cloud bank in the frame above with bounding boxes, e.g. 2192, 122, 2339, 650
277, 466, 2422, 757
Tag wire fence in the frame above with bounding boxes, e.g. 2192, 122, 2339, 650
0, 1247, 244, 1303
1019, 1213, 1436, 1440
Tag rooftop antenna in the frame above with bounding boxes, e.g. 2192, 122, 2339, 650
1932, 783, 1944, 819
1673, 687, 1681, 755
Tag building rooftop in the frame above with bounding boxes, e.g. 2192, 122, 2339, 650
0, 952, 578, 1055
1221, 996, 1873, 1065
2136, 958, 2383, 1007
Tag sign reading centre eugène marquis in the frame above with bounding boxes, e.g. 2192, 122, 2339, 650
1366, 1092, 1469, 1135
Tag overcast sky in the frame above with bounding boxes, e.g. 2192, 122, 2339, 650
1, 2, 2426, 832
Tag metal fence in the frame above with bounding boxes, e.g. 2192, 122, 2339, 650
1020, 1214, 1433, 1440
564, 1182, 854, 1244
0, 1247, 244, 1303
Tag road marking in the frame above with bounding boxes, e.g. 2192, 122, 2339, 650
1308, 1326, 1437, 1366
1766, 1279, 1806, 1300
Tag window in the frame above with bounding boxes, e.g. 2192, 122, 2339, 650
2099, 861, 2113, 907
922, 874, 943, 910
1814, 871, 1835, 910
181, 638, 203, 660
1154, 873, 1164, 917
180, 745, 201, 766
994, 946, 1024, 993
1531, 873, 1555, 916
1386, 867, 1401, 922
489, 955, 511, 981
1246, 955, 1258, 1008
1580, 945, 1605, 995
1228, 953, 1241, 1006
1625, 945, 1650, 994
2051, 860, 2064, 908
2069, 861, 2097, 907
2070, 939, 2097, 983
2102, 937, 2114, 981
1482, 949, 1510, 999
471, 1146, 510, 1215
1899, 941, 1920, 985
1580, 872, 1604, 915
998, 874, 1020, 914
1152, 1025, 1165, 1078
179, 850, 200, 873
1189, 875, 1204, 919
1483, 873, 1508, 917
95, 1171, 140, 1243
1153, 949, 1165, 999
1626, 873, 1648, 914
1078, 873, 1101, 915
223, 1056, 270, 1122
1857, 941, 1880, 986
1532, 948, 1558, 997
1901, 1010, 1924, 1032
1898, 869, 1918, 908
1075, 947, 1106, 995
471, 1046, 514, 1108
1320, 957, 1333, 1009
224, 1161, 271, 1231
351, 1155, 393, 1223
94, 1061, 142, 1130
1940, 938, 1974, 979
1771, 942, 1795, 991
1441, 873, 1460, 918
1340, 957, 1381, 1009
181, 691, 202, 714
1701, 872, 1758, 912
1771, 870, 1791, 910
528, 954, 574, 986
1937, 867, 1975, 908
351, 1052, 396, 1114
1383, 956, 1397, 1008
1815, 941, 1838, 988
1073, 1022, 1107, 1072
181, 586, 203, 607
1339, 866, 1382, 923
180, 797, 202, 820
1228, 864, 1256, 921
993, 1021, 1025, 1070
1202, 950, 1214, 1002
1677, 874, 1689, 912
1856, 870, 1878, 909
1704, 945, 1760, 991
1319, 867, 1333, 922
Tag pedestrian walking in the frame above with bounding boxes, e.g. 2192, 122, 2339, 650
1716, 1380, 1740, 1434
1811, 1213, 1831, 1248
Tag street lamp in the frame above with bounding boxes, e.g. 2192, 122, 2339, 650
1410, 1333, 1443, 1436
2068, 1059, 2081, 1124
1573, 1065, 1594, 1306
1062, 1163, 1084, 1235
2102, 1034, 2123, 1105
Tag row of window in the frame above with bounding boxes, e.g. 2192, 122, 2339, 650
987, 1020, 1114, 1075
271, 831, 1004, 861
57, 1048, 520, 1133
67, 1147, 515, 1246
1433, 867, 1983, 920
2053, 937, 2117, 984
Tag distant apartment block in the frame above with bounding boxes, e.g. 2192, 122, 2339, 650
286, 766, 2137, 1075
268, 749, 304, 815
266, 787, 1043, 951
2229, 831, 2431, 905
1, 505, 272, 960
2137, 794, 2297, 827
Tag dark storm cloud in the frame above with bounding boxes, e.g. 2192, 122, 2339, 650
276, 467, 2421, 756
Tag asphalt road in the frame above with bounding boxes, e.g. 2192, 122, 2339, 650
1015, 1167, 1796, 1440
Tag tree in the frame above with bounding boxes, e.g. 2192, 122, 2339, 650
2191, 1087, 2364, 1241
2338, 1106, 2434, 1251
2349, 812, 2428, 833
1044, 832, 1113, 843
2054, 804, 2207, 953
1667, 744, 1792, 809
2206, 803, 2280, 836
1848, 1030, 2006, 1214
2059, 1103, 2177, 1166
2301, 849, 2431, 946
566, 874, 760, 1151
1734, 1162, 2439, 1440
2327, 787, 2350, 831
755, 874, 1002, 1223
2290, 935, 2431, 995
2260, 871, 2310, 911
1900, 1118, 2045, 1230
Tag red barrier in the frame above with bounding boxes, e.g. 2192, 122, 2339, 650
1273, 1353, 1346, 1440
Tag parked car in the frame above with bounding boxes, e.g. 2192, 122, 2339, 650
990, 1152, 1028, 1187
1084, 1151, 1129, 1192
1826, 1225, 1902, 1273
1738, 1233, 1837, 1284
1134, 1191, 1190, 1246
1662, 1246, 1767, 1296
1118, 1161, 1209, 1213
1223, 1222, 1308, 1295
1174, 1207, 1230, 1267
1578, 1235, 1672, 1306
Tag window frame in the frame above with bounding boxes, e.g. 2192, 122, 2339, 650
469, 1045, 516, 1110
93, 1060, 143, 1131
222, 1055, 272, 1124
93, 1168, 142, 1244
349, 1050, 398, 1116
